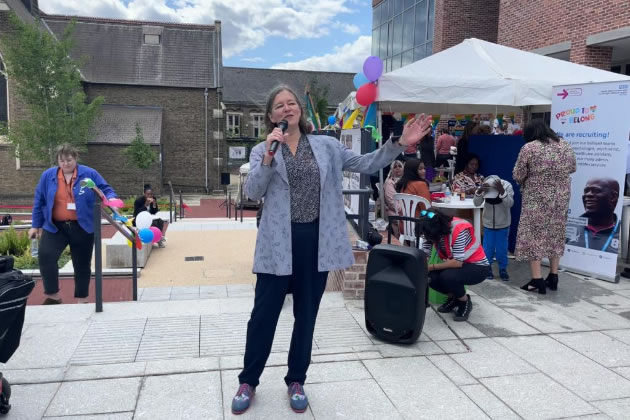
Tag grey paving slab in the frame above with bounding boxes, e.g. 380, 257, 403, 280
4, 322, 88, 369
201, 312, 249, 357
217, 297, 255, 313
220, 355, 244, 370
46, 377, 141, 417
45, 414, 134, 420
318, 291, 346, 308
141, 287, 171, 296
169, 294, 200, 301
311, 353, 358, 363
427, 308, 488, 340
435, 339, 470, 354
170, 286, 200, 295
591, 398, 630, 419
64, 362, 147, 381
5, 383, 60, 420
71, 319, 146, 365
199, 284, 228, 298
551, 331, 630, 368
421, 309, 461, 341
481, 373, 598, 419
23, 304, 93, 324
614, 366, 630, 380
227, 284, 254, 297
139, 294, 170, 302
428, 355, 478, 386
1, 367, 64, 384
467, 295, 541, 336
500, 301, 593, 333
497, 335, 630, 401
449, 338, 537, 378
144, 356, 220, 375
221, 369, 315, 419
587, 293, 630, 311
308, 379, 403, 420
305, 360, 372, 384
357, 351, 382, 360
136, 316, 199, 361
460, 384, 520, 419
544, 299, 630, 331
602, 329, 630, 346
364, 356, 489, 419
94, 299, 220, 321
311, 346, 355, 356
313, 307, 373, 348
134, 372, 223, 420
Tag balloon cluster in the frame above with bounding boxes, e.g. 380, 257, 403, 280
135, 211, 162, 244
353, 56, 383, 107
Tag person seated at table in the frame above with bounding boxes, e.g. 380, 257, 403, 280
418, 209, 489, 321
452, 154, 484, 196
395, 158, 431, 207
133, 184, 166, 248
384, 160, 404, 237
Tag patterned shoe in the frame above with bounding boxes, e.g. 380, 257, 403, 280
287, 382, 308, 413
231, 383, 255, 415
437, 296, 458, 313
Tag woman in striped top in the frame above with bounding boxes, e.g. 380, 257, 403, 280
418, 210, 489, 321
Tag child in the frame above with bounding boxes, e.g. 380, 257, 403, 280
473, 175, 514, 280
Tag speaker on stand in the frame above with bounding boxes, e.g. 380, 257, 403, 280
218, 172, 231, 209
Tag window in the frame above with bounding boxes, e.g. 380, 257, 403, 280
144, 34, 161, 45
226, 113, 241, 137
251, 113, 264, 138
372, 29, 380, 56
0, 59, 7, 127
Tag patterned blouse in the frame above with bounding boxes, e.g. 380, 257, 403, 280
281, 135, 321, 223
452, 172, 484, 193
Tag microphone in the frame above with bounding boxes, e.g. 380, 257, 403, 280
268, 120, 288, 156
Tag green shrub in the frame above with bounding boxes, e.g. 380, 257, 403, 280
0, 227, 30, 256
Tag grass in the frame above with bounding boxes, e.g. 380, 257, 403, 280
0, 226, 71, 269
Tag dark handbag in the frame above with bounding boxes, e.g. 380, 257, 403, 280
0, 256, 14, 274
367, 224, 383, 247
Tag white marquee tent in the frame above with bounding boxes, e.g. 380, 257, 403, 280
377, 38, 630, 114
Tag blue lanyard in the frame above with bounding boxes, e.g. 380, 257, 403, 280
584, 220, 619, 251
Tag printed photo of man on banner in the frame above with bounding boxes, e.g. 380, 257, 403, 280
552, 81, 630, 282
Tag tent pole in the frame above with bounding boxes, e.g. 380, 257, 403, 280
377, 105, 386, 221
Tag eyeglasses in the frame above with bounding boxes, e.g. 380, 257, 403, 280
420, 210, 436, 219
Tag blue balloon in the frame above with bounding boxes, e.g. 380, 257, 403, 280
353, 72, 370, 89
138, 228, 154, 244
328, 115, 336, 125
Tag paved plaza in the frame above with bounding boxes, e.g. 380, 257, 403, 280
4, 264, 630, 419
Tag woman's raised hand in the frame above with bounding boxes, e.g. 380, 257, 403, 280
400, 114, 432, 147
265, 127, 286, 155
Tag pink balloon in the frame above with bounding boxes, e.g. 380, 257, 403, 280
363, 56, 383, 82
149, 226, 162, 243
356, 82, 377, 107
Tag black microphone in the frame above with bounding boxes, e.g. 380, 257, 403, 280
269, 120, 288, 156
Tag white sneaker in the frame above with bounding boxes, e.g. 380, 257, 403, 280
157, 239, 166, 248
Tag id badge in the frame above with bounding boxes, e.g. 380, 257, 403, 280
67, 202, 77, 211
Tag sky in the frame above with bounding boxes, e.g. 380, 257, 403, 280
39, 0, 373, 73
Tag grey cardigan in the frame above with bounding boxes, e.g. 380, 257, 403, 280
245, 134, 405, 276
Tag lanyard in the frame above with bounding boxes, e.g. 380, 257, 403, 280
584, 219, 619, 251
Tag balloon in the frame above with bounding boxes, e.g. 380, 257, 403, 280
108, 198, 125, 208
353, 72, 370, 89
149, 226, 162, 243
363, 56, 383, 82
126, 239, 133, 248
135, 211, 153, 230
138, 228, 154, 244
356, 83, 377, 107
327, 115, 336, 125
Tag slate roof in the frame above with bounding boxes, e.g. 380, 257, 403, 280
89, 105, 162, 145
42, 14, 221, 89
222, 67, 354, 109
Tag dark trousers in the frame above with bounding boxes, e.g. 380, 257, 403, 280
429, 263, 488, 298
238, 221, 328, 387
38, 221, 94, 298
436, 154, 451, 168
152, 218, 165, 232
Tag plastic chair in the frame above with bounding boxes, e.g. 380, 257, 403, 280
393, 193, 431, 248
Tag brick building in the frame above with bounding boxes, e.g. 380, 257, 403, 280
0, 0, 223, 202
373, 0, 630, 74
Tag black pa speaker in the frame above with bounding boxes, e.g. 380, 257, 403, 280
220, 172, 231, 185
364, 244, 428, 344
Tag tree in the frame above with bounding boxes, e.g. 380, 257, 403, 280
0, 14, 104, 165
307, 76, 330, 126
124, 123, 158, 189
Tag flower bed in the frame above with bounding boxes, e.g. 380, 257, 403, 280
0, 226, 70, 269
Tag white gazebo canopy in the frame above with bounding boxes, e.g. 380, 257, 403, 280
377, 38, 630, 114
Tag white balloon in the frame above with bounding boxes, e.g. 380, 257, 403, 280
135, 211, 153, 230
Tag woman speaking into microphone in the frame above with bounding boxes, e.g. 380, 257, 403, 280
230, 85, 432, 415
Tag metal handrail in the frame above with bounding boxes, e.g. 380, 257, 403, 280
168, 181, 176, 222
342, 188, 372, 242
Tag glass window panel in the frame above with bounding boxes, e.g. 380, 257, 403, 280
387, 0, 394, 19
379, 24, 388, 57
426, 41, 433, 55
386, 58, 392, 73
392, 15, 403, 56
402, 49, 414, 67
428, 0, 435, 40
414, 44, 426, 61
381, 0, 389, 25
404, 0, 414, 10
388, 21, 394, 57
393, 0, 403, 16
372, 29, 380, 57
392, 54, 402, 71
415, 0, 427, 46
373, 4, 381, 29
402, 9, 415, 52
